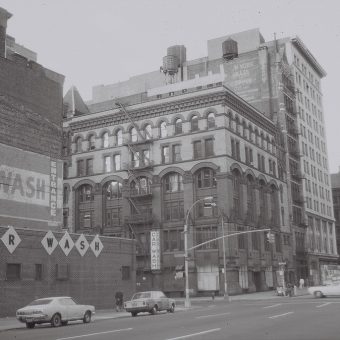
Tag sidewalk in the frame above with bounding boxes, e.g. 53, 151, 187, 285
0, 289, 309, 332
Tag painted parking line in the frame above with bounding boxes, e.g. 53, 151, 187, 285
268, 312, 294, 319
56, 327, 133, 340
196, 312, 231, 319
263, 303, 282, 309
316, 302, 332, 308
165, 328, 221, 340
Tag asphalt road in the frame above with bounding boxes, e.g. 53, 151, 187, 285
1, 298, 340, 340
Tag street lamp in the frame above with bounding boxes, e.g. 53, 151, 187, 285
184, 196, 213, 308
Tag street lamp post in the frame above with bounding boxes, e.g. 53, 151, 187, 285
220, 214, 229, 301
184, 196, 213, 308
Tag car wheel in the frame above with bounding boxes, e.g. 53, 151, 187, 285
131, 312, 137, 317
83, 311, 92, 323
51, 313, 62, 327
61, 321, 68, 326
149, 305, 158, 315
314, 291, 324, 298
26, 322, 35, 329
168, 304, 175, 313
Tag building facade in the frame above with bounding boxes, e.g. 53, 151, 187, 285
63, 75, 296, 295
331, 170, 340, 258
84, 28, 338, 286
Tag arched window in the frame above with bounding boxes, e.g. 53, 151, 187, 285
207, 112, 215, 128
270, 185, 279, 226
131, 176, 152, 195
63, 186, 69, 204
246, 175, 255, 222
160, 122, 167, 138
232, 170, 242, 218
163, 173, 183, 192
105, 181, 122, 200
258, 180, 267, 225
88, 135, 95, 150
75, 137, 82, 153
174, 118, 182, 135
195, 168, 216, 188
130, 127, 138, 142
191, 115, 199, 131
78, 184, 94, 202
144, 124, 152, 140
116, 129, 123, 146
235, 116, 240, 134
102, 132, 109, 148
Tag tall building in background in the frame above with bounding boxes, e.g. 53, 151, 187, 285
0, 7, 64, 230
331, 170, 340, 258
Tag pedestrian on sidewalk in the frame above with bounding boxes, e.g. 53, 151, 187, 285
299, 278, 305, 289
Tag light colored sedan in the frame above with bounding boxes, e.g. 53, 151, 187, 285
16, 296, 95, 328
308, 283, 340, 298
124, 291, 175, 317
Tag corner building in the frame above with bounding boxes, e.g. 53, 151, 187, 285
63, 78, 292, 295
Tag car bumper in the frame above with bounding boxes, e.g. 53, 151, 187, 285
125, 306, 150, 313
17, 314, 50, 323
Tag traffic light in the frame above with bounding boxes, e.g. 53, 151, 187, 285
266, 232, 275, 243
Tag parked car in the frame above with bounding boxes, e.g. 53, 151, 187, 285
308, 282, 340, 298
16, 296, 95, 328
124, 291, 175, 317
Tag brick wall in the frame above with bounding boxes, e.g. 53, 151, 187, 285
0, 227, 136, 316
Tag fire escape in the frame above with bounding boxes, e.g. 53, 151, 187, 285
115, 102, 155, 270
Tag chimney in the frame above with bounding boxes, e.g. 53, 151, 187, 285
0, 7, 12, 58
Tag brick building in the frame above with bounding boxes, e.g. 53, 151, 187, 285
331, 170, 340, 258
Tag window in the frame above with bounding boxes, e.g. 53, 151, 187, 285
144, 124, 152, 140
205, 139, 214, 156
232, 170, 241, 219
252, 232, 260, 250
86, 158, 93, 175
78, 185, 94, 202
132, 151, 140, 168
79, 211, 93, 229
164, 173, 183, 192
193, 141, 202, 159
63, 210, 68, 229
175, 118, 182, 134
238, 226, 246, 249
122, 266, 130, 280
116, 129, 123, 146
130, 127, 138, 142
195, 226, 218, 249
143, 150, 150, 166
207, 112, 215, 128
35, 264, 43, 281
275, 233, 282, 252
191, 115, 199, 131
164, 201, 184, 220
102, 132, 109, 148
160, 122, 167, 138
77, 159, 84, 176
172, 144, 181, 162
163, 229, 184, 251
75, 137, 82, 153
162, 146, 170, 164
6, 263, 21, 280
105, 181, 122, 199
196, 168, 216, 188
88, 135, 95, 150
104, 156, 111, 172
113, 154, 121, 171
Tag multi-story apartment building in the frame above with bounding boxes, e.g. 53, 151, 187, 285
63, 28, 337, 292
63, 73, 293, 295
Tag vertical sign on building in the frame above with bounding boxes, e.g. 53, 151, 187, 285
50, 160, 57, 217
150, 230, 160, 270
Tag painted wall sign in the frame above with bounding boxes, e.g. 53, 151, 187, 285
75, 234, 89, 257
41, 230, 58, 255
59, 231, 74, 256
0, 226, 21, 254
150, 230, 161, 270
90, 235, 103, 257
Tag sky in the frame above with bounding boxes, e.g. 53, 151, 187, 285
1, 0, 340, 173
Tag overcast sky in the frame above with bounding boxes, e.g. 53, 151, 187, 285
1, 0, 340, 173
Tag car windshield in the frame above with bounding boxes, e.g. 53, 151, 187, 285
28, 298, 53, 306
132, 292, 151, 300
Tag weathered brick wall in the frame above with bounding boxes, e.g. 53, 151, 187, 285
0, 227, 136, 316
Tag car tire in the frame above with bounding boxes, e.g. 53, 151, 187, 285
61, 321, 68, 326
149, 305, 157, 315
168, 304, 175, 313
26, 322, 35, 329
51, 313, 62, 327
83, 311, 92, 323
314, 291, 324, 298
131, 312, 137, 317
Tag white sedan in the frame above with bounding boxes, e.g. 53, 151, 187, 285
308, 283, 340, 298
16, 296, 95, 328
